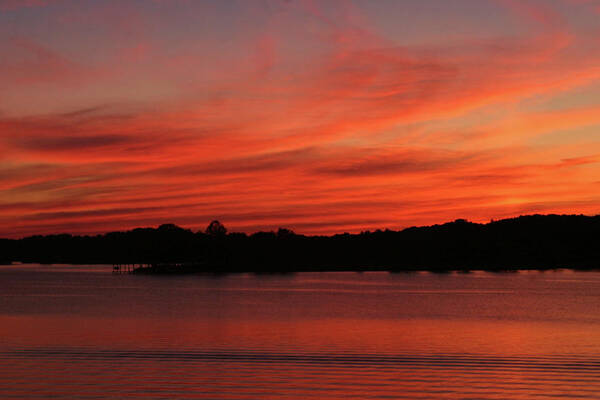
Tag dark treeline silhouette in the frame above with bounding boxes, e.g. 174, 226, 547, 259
1, 215, 600, 272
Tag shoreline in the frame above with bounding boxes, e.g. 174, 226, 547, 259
3, 261, 599, 275
3, 214, 600, 273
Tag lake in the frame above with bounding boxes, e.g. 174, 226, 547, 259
0, 264, 599, 399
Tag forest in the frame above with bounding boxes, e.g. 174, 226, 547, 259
1, 214, 599, 272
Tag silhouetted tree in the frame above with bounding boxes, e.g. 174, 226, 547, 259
277, 228, 295, 238
206, 220, 227, 236
158, 223, 187, 232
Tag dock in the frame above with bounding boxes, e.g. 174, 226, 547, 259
112, 262, 208, 274
112, 264, 151, 274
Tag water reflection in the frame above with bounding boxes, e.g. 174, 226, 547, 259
0, 266, 599, 398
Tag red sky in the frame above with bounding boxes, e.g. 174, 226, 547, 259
1, 0, 600, 237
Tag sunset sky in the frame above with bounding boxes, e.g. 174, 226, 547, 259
1, 0, 600, 237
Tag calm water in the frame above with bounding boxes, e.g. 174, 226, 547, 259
0, 265, 599, 399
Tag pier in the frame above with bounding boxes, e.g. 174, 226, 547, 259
112, 262, 208, 274
112, 264, 151, 274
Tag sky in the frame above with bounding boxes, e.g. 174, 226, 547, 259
1, 0, 600, 237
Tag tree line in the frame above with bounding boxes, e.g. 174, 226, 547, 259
1, 214, 600, 272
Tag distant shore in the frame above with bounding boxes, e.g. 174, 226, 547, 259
2, 261, 598, 275
125, 263, 598, 275
2, 214, 600, 273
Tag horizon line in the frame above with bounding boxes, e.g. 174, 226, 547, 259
3, 212, 598, 241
